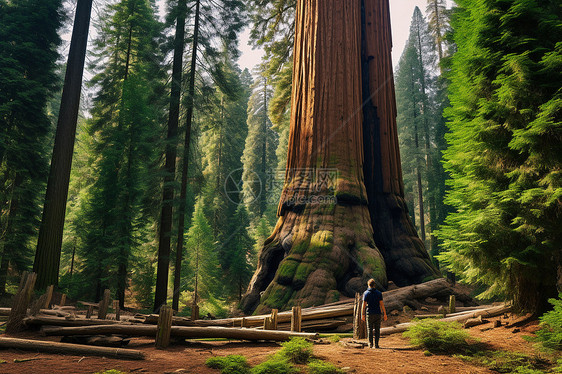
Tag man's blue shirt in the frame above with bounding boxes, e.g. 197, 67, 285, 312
362, 288, 383, 314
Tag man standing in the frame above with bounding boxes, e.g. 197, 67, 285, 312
361, 278, 388, 348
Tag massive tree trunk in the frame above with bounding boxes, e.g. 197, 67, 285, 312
241, 0, 439, 314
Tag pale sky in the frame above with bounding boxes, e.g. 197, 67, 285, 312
237, 0, 436, 71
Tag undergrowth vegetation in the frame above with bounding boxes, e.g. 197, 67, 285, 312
536, 295, 562, 351
205, 337, 343, 374
403, 319, 474, 353
456, 351, 553, 374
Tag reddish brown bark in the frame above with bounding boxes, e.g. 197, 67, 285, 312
241, 0, 438, 314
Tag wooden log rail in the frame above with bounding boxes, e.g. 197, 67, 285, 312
43, 325, 319, 341
379, 304, 511, 336
0, 336, 144, 360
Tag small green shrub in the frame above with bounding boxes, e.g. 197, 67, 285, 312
307, 359, 343, 374
554, 359, 562, 373
205, 355, 250, 374
279, 337, 314, 364
251, 356, 297, 374
403, 319, 473, 353
328, 335, 340, 343
456, 351, 552, 373
536, 294, 562, 351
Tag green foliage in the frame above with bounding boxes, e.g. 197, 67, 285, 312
250, 356, 297, 374
68, 0, 165, 303
456, 350, 552, 374
395, 6, 447, 255
279, 337, 314, 364
307, 359, 343, 374
328, 335, 340, 343
222, 205, 255, 300
0, 0, 63, 289
403, 319, 473, 353
437, 0, 562, 312
186, 199, 220, 299
536, 294, 562, 351
555, 359, 562, 372
242, 67, 279, 223
205, 355, 251, 374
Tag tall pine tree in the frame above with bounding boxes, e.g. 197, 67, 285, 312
77, 0, 164, 305
0, 0, 63, 293
438, 0, 562, 312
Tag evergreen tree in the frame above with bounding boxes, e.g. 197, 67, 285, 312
242, 68, 278, 223
426, 0, 450, 63
0, 0, 63, 293
34, 0, 93, 290
222, 205, 254, 300
395, 7, 439, 248
154, 0, 246, 311
438, 0, 562, 312
199, 61, 251, 286
163, 0, 187, 312
77, 0, 164, 305
185, 198, 219, 302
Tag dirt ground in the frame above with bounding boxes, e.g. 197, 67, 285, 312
0, 315, 553, 374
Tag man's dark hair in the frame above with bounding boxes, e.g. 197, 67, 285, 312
367, 278, 376, 288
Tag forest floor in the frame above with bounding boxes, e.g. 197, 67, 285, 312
0, 314, 558, 374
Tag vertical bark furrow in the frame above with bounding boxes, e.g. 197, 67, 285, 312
362, 0, 439, 286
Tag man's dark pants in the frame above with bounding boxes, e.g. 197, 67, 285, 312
366, 313, 382, 347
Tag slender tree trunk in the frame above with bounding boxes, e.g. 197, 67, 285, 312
168, 0, 200, 312
170, 0, 188, 312
242, 0, 439, 314
69, 240, 76, 277
429, 0, 444, 63
34, 0, 93, 290
260, 78, 268, 216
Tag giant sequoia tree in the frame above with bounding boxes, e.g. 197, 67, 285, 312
241, 0, 439, 314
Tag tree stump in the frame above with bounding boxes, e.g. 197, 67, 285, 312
60, 294, 66, 307
113, 300, 120, 321
263, 316, 273, 330
86, 305, 94, 319
291, 306, 302, 332
191, 303, 199, 321
449, 295, 456, 314
271, 309, 278, 330
155, 305, 173, 349
7, 272, 37, 334
98, 289, 111, 319
43, 285, 54, 309
353, 293, 366, 339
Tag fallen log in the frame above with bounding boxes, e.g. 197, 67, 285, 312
277, 319, 347, 332
0, 336, 144, 360
43, 325, 319, 341
25, 316, 130, 327
144, 305, 355, 328
380, 304, 512, 336
464, 316, 485, 328
383, 278, 475, 312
